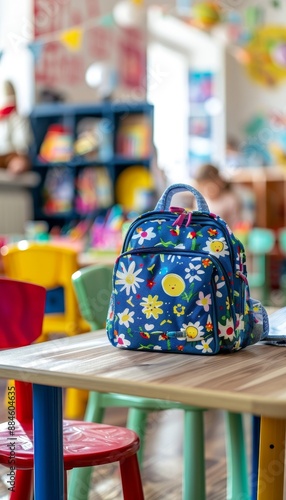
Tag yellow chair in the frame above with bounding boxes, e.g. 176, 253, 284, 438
0, 241, 90, 342
1, 241, 91, 418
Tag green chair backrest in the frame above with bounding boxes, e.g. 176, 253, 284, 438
246, 228, 275, 254
72, 265, 113, 331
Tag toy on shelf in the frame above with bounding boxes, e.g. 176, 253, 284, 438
0, 80, 31, 174
74, 117, 112, 161
39, 124, 73, 163
43, 166, 74, 214
116, 115, 152, 157
75, 166, 113, 214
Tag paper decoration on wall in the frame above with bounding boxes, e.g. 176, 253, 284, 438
191, 1, 221, 29
59, 28, 83, 53
244, 25, 286, 87
244, 6, 264, 31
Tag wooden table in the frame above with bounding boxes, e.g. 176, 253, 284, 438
0, 331, 285, 500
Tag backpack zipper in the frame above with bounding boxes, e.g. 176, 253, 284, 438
123, 210, 236, 269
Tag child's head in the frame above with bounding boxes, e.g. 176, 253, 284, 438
194, 164, 229, 201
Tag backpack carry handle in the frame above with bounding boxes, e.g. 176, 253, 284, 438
155, 183, 210, 212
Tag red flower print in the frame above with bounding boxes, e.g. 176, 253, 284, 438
202, 258, 212, 267
206, 322, 213, 332
177, 345, 184, 351
140, 331, 150, 339
226, 327, 233, 337
208, 228, 218, 236
147, 279, 155, 289
170, 229, 179, 236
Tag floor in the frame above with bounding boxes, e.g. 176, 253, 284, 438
0, 377, 252, 499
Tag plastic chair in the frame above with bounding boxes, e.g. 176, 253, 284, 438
0, 241, 90, 342
68, 264, 249, 500
0, 277, 144, 500
246, 227, 276, 305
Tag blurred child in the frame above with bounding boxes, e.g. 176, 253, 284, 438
193, 163, 246, 230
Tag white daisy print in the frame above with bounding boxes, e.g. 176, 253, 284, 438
196, 291, 212, 312
218, 318, 235, 342
180, 321, 204, 342
203, 237, 229, 258
168, 243, 185, 262
153, 345, 162, 350
116, 333, 131, 348
132, 226, 156, 245
116, 261, 144, 295
235, 313, 245, 332
214, 275, 225, 298
118, 308, 135, 328
195, 338, 213, 353
185, 259, 204, 283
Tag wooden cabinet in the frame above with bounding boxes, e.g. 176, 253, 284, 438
229, 167, 286, 230
29, 102, 154, 230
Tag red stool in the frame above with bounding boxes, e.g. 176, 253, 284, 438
0, 278, 144, 500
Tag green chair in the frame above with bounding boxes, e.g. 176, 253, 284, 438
68, 264, 249, 500
246, 227, 276, 305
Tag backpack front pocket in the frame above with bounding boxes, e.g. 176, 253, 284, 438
107, 250, 236, 355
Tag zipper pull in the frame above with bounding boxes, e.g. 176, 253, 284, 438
170, 206, 185, 213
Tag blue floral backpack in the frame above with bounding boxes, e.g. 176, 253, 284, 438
106, 183, 269, 355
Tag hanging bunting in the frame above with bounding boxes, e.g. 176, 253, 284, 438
59, 27, 83, 52
176, 0, 192, 15
100, 13, 115, 28
27, 41, 44, 62
131, 0, 144, 5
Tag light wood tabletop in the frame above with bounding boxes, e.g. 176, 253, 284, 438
0, 329, 285, 500
0, 330, 285, 418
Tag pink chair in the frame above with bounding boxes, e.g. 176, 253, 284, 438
0, 277, 144, 500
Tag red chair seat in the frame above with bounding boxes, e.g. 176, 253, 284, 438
0, 420, 140, 469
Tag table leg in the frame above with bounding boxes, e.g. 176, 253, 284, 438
257, 417, 285, 500
33, 384, 64, 500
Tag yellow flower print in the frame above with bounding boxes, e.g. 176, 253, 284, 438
173, 304, 186, 316
140, 295, 163, 319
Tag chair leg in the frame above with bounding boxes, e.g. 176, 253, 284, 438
120, 454, 144, 500
251, 415, 260, 500
126, 408, 148, 467
84, 391, 106, 422
224, 411, 249, 500
68, 466, 92, 500
68, 392, 106, 500
10, 470, 33, 500
183, 410, 206, 500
